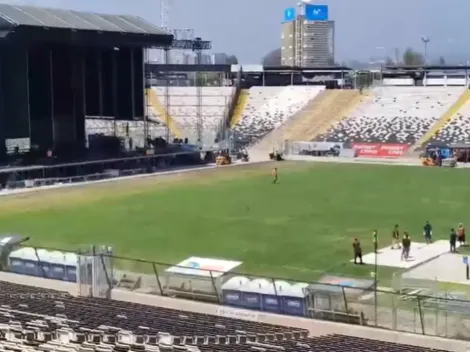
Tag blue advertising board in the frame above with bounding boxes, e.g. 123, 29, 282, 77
284, 7, 296, 22
305, 4, 329, 21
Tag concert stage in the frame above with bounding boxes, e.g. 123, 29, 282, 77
0, 3, 172, 163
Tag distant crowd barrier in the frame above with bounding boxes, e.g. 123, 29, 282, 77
4, 244, 470, 341
352, 143, 409, 158
283, 140, 354, 158
283, 140, 411, 159
0, 150, 208, 191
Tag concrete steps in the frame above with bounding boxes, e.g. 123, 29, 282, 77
230, 89, 249, 128
299, 89, 366, 141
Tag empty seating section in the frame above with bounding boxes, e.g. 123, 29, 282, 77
0, 281, 300, 336
428, 102, 470, 144
0, 281, 452, 352
85, 119, 167, 148
316, 87, 464, 145
232, 86, 324, 148
151, 87, 234, 146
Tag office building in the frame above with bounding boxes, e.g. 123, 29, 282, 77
281, 4, 335, 67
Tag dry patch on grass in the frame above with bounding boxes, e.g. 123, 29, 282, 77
0, 161, 311, 214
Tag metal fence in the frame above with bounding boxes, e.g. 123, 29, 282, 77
5, 246, 470, 341
283, 140, 356, 158
0, 151, 207, 191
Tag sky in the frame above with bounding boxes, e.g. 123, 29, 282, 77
2, 0, 470, 64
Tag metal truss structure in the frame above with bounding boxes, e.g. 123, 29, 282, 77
163, 38, 212, 149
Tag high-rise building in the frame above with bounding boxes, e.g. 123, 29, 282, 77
281, 3, 335, 67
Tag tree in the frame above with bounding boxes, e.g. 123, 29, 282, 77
225, 55, 238, 65
439, 56, 446, 65
385, 57, 395, 66
402, 48, 424, 66
262, 48, 282, 66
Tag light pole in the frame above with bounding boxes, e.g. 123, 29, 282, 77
373, 230, 378, 326
375, 47, 386, 95
422, 36, 430, 86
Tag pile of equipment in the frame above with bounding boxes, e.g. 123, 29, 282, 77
216, 151, 232, 166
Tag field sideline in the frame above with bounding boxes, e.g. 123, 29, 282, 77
1, 160, 469, 286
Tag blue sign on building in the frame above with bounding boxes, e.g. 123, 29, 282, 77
305, 4, 329, 21
284, 7, 296, 22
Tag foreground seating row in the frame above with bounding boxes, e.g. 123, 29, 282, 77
0, 281, 452, 352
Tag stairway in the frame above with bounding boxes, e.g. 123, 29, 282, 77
414, 89, 470, 148
249, 90, 365, 156
230, 89, 249, 127
146, 88, 183, 138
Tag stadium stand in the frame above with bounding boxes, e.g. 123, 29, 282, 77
0, 281, 303, 335
426, 101, 470, 144
315, 87, 465, 145
231, 86, 325, 149
413, 89, 470, 147
150, 87, 235, 146
249, 90, 364, 153
0, 280, 452, 352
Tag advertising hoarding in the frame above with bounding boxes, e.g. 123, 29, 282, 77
305, 4, 329, 21
284, 7, 296, 22
352, 143, 409, 158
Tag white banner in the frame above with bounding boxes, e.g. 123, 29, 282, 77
291, 141, 343, 154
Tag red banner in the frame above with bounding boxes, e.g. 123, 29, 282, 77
352, 143, 409, 158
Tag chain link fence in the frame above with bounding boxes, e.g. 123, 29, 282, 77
4, 246, 470, 340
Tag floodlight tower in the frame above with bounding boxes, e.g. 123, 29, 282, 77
422, 36, 430, 86
160, 0, 170, 63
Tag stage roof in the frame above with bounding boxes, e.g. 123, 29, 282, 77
230, 65, 352, 73
147, 64, 230, 73
0, 4, 173, 46
384, 65, 470, 71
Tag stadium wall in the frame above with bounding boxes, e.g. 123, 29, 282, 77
0, 270, 466, 351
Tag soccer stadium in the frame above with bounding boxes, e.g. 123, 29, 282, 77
0, 2, 470, 352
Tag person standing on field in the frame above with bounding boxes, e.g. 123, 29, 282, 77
423, 221, 433, 244
272, 167, 278, 184
352, 238, 363, 264
401, 232, 411, 261
457, 223, 466, 246
450, 228, 457, 253
392, 224, 400, 249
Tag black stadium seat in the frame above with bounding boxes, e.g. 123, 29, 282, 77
0, 281, 453, 352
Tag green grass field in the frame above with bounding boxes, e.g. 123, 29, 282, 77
1, 162, 469, 286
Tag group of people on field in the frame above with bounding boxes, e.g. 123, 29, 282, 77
352, 222, 467, 265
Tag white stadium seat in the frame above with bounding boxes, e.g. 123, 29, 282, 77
316, 87, 464, 145
232, 86, 325, 148
429, 102, 470, 144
